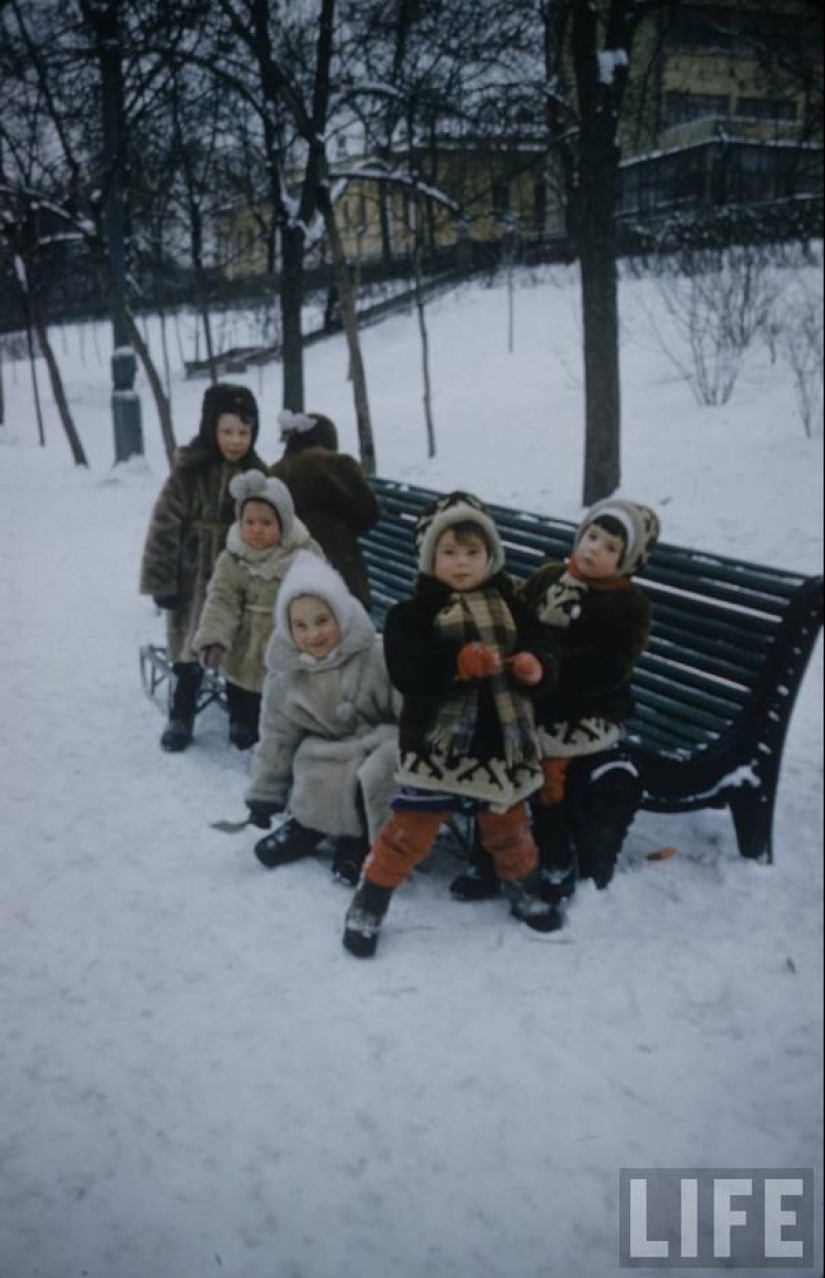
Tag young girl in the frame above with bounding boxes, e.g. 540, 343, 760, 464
192, 473, 323, 749
342, 491, 563, 958
451, 497, 660, 903
245, 552, 399, 885
140, 382, 266, 752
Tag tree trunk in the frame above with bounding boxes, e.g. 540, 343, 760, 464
31, 304, 89, 465
0, 343, 5, 426
280, 223, 305, 410
414, 193, 436, 457
580, 227, 621, 504
318, 193, 376, 476
24, 302, 46, 446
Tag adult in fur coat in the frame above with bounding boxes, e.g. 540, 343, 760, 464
246, 552, 400, 885
139, 382, 267, 751
270, 410, 378, 608
192, 471, 323, 749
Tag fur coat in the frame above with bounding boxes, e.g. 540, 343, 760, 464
191, 522, 323, 693
384, 572, 559, 812
139, 440, 266, 662
245, 555, 400, 839
519, 561, 652, 755
270, 446, 378, 608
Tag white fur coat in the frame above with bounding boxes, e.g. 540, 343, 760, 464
245, 554, 400, 839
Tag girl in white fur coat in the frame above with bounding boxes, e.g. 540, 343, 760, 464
246, 552, 400, 885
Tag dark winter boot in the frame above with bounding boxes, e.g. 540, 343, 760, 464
532, 802, 577, 905
449, 830, 500, 901
501, 870, 564, 933
160, 662, 203, 752
571, 755, 642, 891
226, 682, 261, 751
343, 878, 394, 958
254, 818, 325, 869
330, 835, 369, 887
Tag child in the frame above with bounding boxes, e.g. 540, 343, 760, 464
244, 552, 400, 885
140, 383, 266, 752
192, 472, 323, 749
271, 409, 379, 608
342, 491, 563, 958
451, 498, 660, 903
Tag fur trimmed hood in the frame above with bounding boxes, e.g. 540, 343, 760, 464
265, 551, 377, 673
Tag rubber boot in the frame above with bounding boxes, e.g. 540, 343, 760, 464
449, 829, 500, 901
501, 869, 564, 933
532, 802, 577, 905
254, 818, 325, 869
331, 835, 370, 887
571, 757, 642, 890
160, 662, 203, 752
226, 682, 261, 751
343, 878, 394, 958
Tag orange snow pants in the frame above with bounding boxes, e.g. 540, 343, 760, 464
537, 757, 572, 807
364, 802, 538, 890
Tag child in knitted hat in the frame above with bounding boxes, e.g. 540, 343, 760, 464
245, 552, 400, 885
342, 490, 564, 958
192, 472, 323, 749
451, 497, 660, 905
140, 383, 266, 752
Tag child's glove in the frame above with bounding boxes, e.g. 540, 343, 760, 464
246, 801, 283, 830
457, 642, 502, 681
199, 644, 226, 670
153, 594, 181, 611
506, 651, 543, 686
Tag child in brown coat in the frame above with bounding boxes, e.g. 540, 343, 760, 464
451, 498, 660, 904
139, 383, 266, 752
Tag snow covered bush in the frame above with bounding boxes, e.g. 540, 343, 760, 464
778, 280, 823, 438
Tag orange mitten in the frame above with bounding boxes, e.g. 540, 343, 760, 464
507, 651, 543, 686
457, 642, 502, 680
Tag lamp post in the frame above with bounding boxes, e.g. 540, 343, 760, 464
96, 0, 143, 463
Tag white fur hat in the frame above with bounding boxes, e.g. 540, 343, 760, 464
229, 469, 294, 535
274, 551, 355, 638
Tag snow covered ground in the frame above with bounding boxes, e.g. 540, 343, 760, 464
0, 257, 822, 1278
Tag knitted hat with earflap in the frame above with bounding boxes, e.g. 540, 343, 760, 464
199, 382, 259, 450
415, 491, 506, 578
229, 469, 295, 537
575, 499, 661, 576
278, 409, 339, 454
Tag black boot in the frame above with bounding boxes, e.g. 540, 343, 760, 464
331, 835, 369, 887
254, 818, 325, 869
160, 662, 203, 752
501, 870, 564, 933
532, 802, 577, 905
226, 683, 261, 751
571, 754, 642, 891
449, 830, 500, 901
343, 878, 394, 958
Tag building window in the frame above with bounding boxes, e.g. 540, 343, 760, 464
664, 91, 729, 127
735, 97, 798, 123
492, 179, 510, 221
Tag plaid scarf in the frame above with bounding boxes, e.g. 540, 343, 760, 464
427, 586, 539, 769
